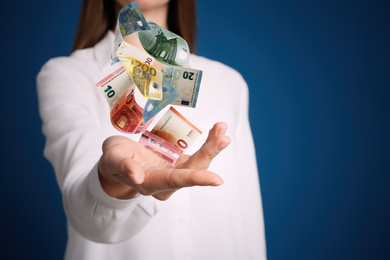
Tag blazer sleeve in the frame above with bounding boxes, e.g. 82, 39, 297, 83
36, 57, 159, 244
234, 75, 268, 259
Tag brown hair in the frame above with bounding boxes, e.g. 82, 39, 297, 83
72, 0, 197, 53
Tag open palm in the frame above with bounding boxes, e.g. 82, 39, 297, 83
98, 122, 231, 200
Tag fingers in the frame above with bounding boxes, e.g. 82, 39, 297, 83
98, 127, 229, 201
137, 167, 224, 200
151, 169, 223, 200
178, 122, 231, 170
121, 156, 145, 184
158, 168, 223, 188
206, 121, 227, 142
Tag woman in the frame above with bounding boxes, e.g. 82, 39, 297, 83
37, 0, 266, 259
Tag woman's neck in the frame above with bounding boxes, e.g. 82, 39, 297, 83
142, 4, 169, 30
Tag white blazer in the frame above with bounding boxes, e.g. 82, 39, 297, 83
37, 31, 267, 260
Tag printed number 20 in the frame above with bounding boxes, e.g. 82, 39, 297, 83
183, 71, 194, 80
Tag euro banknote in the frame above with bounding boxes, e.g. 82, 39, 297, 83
95, 66, 132, 109
118, 55, 163, 100
139, 130, 183, 165
112, 2, 150, 64
143, 76, 180, 123
97, 2, 204, 140
95, 66, 152, 134
162, 66, 202, 108
116, 41, 165, 71
137, 21, 190, 67
110, 87, 153, 134
151, 107, 202, 152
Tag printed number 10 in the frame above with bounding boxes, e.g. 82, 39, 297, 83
105, 85, 115, 98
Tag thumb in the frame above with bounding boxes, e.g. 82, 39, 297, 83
179, 122, 231, 170
101, 137, 146, 185
122, 154, 145, 184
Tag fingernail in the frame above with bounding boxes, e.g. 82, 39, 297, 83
127, 171, 141, 184
126, 171, 134, 179
217, 126, 227, 135
218, 141, 230, 152
213, 179, 224, 186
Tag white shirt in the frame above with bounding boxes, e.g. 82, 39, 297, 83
37, 31, 267, 260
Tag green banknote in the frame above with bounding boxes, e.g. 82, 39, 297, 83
137, 21, 190, 67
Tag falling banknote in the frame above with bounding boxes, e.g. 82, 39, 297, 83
118, 55, 163, 100
96, 66, 153, 134
143, 76, 180, 123
96, 1, 205, 163
112, 2, 150, 64
137, 21, 190, 67
116, 41, 165, 70
162, 66, 202, 108
139, 130, 183, 165
150, 106, 202, 153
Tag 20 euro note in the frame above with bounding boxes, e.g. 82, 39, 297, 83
96, 66, 152, 134
151, 106, 202, 152
112, 2, 150, 64
118, 55, 163, 101
162, 66, 202, 108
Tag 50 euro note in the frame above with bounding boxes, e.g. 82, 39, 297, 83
150, 106, 202, 153
162, 66, 202, 108
112, 2, 150, 64
118, 55, 163, 101
95, 66, 153, 134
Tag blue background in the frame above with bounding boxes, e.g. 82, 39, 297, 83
1, 0, 389, 259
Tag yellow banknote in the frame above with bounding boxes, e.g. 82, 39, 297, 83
119, 55, 163, 101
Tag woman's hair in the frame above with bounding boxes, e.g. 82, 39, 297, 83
72, 0, 197, 53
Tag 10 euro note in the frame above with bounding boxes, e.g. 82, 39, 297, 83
162, 66, 202, 108
96, 66, 152, 134
96, 66, 132, 109
110, 87, 153, 134
151, 106, 202, 152
139, 130, 183, 166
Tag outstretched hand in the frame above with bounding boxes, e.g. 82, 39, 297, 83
98, 122, 231, 200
